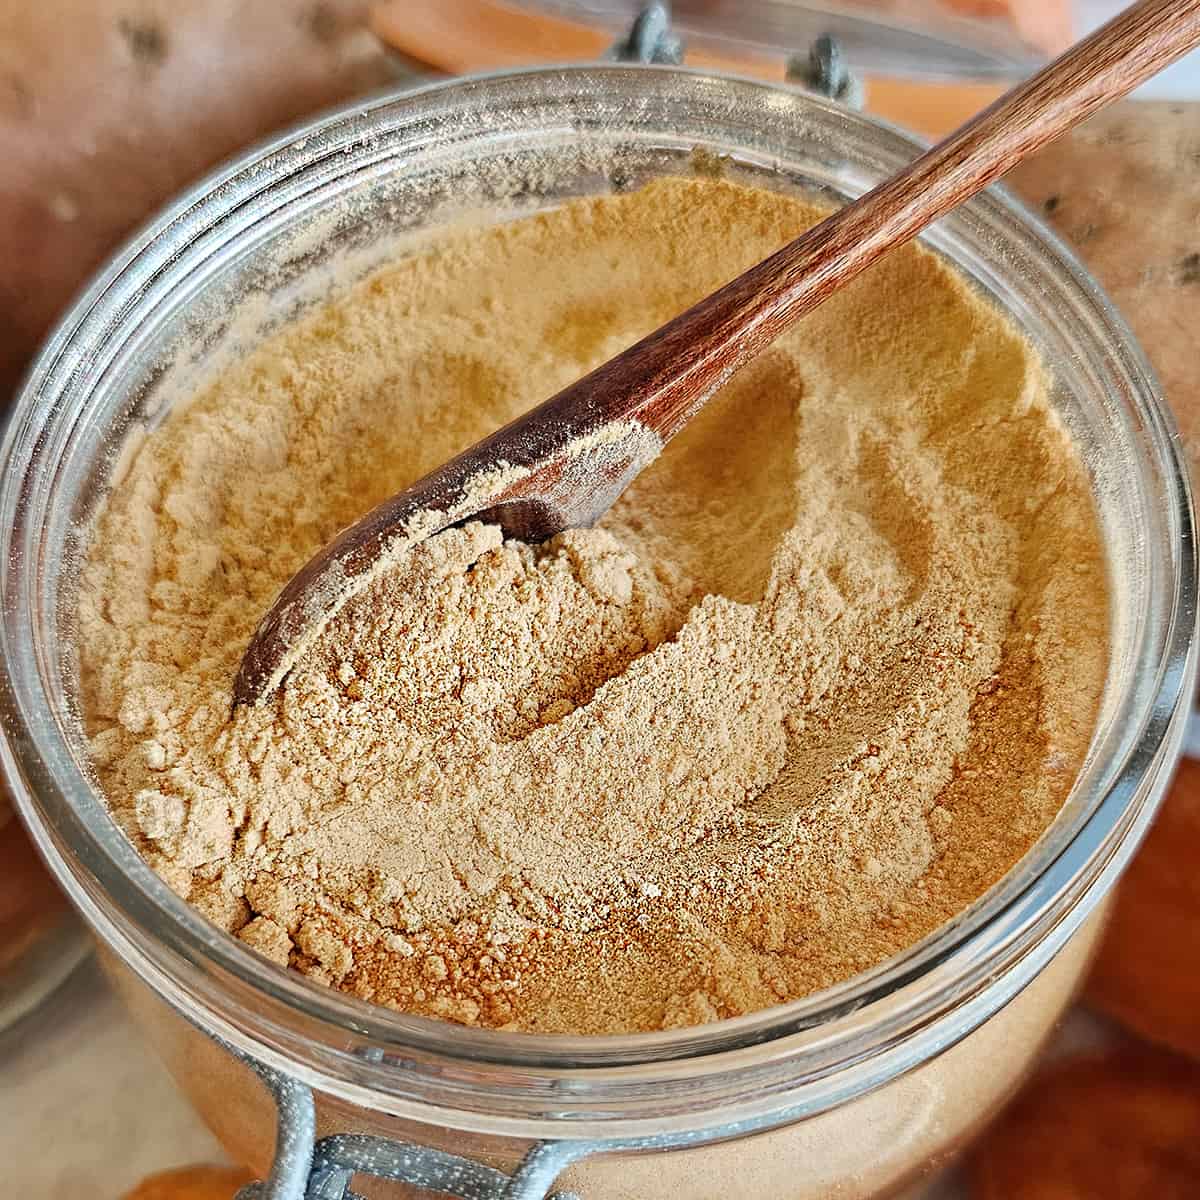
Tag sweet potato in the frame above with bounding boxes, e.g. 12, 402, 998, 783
1009, 104, 1200, 1064
0, 1, 395, 402
122, 1164, 253, 1200
970, 1049, 1200, 1198
1086, 756, 1200, 1061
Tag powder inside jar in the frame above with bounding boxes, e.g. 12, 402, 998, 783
77, 176, 1109, 1034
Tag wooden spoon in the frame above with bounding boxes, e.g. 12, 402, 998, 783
234, 0, 1200, 705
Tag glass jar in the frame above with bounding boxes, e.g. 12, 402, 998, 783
0, 66, 1194, 1199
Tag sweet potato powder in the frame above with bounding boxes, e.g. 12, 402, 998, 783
77, 177, 1108, 1034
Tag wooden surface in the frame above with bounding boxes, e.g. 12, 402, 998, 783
235, 0, 1200, 705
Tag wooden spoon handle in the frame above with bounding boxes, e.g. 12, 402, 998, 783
550, 0, 1200, 445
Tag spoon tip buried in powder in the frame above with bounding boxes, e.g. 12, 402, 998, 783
232, 417, 662, 706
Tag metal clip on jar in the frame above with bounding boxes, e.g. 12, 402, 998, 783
0, 6, 1195, 1199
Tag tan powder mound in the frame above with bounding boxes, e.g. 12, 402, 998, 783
77, 176, 1108, 1034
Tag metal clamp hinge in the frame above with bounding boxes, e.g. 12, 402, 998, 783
230, 1047, 586, 1200
611, 4, 862, 107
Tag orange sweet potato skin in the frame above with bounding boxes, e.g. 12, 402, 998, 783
1006, 102, 1200, 466
1009, 103, 1200, 1064
122, 1164, 253, 1200
969, 1049, 1200, 1199
0, 1, 395, 403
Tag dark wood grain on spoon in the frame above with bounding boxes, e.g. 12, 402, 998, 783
234, 0, 1200, 705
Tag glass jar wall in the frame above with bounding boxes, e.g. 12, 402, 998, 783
0, 67, 1193, 1197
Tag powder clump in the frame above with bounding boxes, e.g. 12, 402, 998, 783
77, 176, 1109, 1034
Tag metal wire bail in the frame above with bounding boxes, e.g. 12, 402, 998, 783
229, 1047, 585, 1200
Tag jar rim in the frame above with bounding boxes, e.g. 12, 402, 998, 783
0, 64, 1195, 1136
